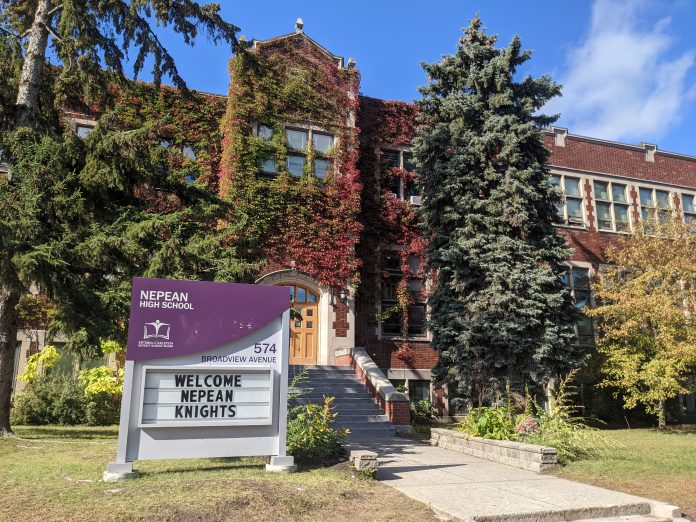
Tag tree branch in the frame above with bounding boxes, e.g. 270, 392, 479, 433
47, 3, 64, 18
43, 23, 62, 44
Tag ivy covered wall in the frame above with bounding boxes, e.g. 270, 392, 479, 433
219, 34, 363, 289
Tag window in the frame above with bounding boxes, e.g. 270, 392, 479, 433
381, 149, 418, 201
560, 266, 595, 348
682, 193, 695, 224
639, 187, 671, 223
76, 124, 94, 138
258, 125, 333, 179
314, 158, 329, 179
261, 158, 277, 176
257, 124, 273, 140
182, 144, 196, 161
286, 128, 308, 151
287, 155, 305, 177
381, 252, 426, 337
312, 133, 334, 154
408, 380, 431, 403
594, 180, 630, 231
551, 174, 585, 226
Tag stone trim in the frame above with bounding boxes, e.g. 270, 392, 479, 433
335, 347, 410, 425
430, 428, 557, 473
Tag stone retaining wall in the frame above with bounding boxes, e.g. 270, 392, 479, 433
430, 428, 557, 473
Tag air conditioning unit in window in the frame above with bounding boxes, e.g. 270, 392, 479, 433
409, 195, 422, 206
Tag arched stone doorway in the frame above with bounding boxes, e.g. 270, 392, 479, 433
256, 270, 326, 366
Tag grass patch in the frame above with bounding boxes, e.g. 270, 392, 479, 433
552, 426, 696, 518
1, 425, 437, 522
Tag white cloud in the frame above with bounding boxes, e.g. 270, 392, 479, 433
547, 0, 696, 142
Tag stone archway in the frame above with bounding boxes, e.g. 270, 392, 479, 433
256, 270, 328, 365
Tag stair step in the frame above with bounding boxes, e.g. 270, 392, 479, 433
336, 414, 390, 422
576, 515, 671, 522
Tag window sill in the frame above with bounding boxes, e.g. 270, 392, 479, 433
554, 223, 589, 231
379, 334, 430, 342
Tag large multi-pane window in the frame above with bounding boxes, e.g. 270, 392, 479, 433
381, 252, 426, 337
594, 181, 630, 231
257, 124, 334, 179
551, 174, 585, 226
381, 149, 418, 201
682, 193, 695, 224
639, 187, 671, 223
560, 266, 595, 348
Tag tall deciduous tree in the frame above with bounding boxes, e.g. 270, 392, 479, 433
587, 215, 696, 429
0, 1, 246, 436
414, 17, 581, 406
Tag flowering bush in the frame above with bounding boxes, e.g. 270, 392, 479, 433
514, 416, 539, 436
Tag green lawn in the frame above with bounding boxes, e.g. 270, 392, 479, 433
552, 426, 696, 518
0, 426, 437, 522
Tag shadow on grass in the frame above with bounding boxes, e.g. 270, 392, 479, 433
14, 425, 119, 440
138, 461, 267, 477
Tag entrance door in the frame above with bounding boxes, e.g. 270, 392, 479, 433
283, 284, 319, 365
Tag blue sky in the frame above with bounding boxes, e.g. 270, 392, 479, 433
139, 0, 696, 155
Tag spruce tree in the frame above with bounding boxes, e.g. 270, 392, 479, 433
0, 1, 246, 436
414, 17, 581, 406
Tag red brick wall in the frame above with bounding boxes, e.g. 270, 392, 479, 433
332, 295, 349, 337
545, 134, 696, 189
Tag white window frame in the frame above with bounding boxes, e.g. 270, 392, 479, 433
551, 172, 587, 228
638, 186, 673, 223
592, 179, 632, 233
681, 192, 696, 224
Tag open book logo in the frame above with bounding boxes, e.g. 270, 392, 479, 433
143, 320, 171, 340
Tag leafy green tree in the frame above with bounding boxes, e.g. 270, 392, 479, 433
588, 214, 696, 429
414, 17, 580, 406
0, 1, 247, 436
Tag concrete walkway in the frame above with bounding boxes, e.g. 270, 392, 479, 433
349, 437, 684, 522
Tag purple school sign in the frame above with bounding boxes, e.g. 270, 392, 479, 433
105, 278, 296, 481
126, 277, 290, 360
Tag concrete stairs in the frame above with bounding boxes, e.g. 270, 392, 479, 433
289, 365, 396, 438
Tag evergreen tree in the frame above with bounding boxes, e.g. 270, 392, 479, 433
0, 1, 247, 436
414, 17, 581, 406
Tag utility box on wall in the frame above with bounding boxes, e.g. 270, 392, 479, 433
104, 277, 294, 481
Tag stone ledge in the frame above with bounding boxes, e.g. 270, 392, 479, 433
430, 427, 557, 473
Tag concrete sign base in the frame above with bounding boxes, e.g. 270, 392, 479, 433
266, 456, 298, 473
103, 462, 139, 482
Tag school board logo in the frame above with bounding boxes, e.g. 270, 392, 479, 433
138, 319, 174, 349
144, 320, 170, 340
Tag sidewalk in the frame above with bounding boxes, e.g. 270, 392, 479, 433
349, 437, 684, 522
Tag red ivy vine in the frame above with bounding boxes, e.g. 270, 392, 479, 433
220, 35, 363, 288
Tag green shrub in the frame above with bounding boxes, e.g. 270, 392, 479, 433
454, 373, 616, 464
410, 399, 434, 426
12, 367, 124, 426
524, 373, 615, 464
12, 376, 87, 425
287, 396, 349, 464
78, 366, 123, 425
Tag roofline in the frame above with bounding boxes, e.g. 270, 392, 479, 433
251, 31, 347, 69
545, 126, 696, 163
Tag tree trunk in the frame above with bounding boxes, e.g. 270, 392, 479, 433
0, 289, 20, 437
15, 0, 53, 129
657, 400, 666, 430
